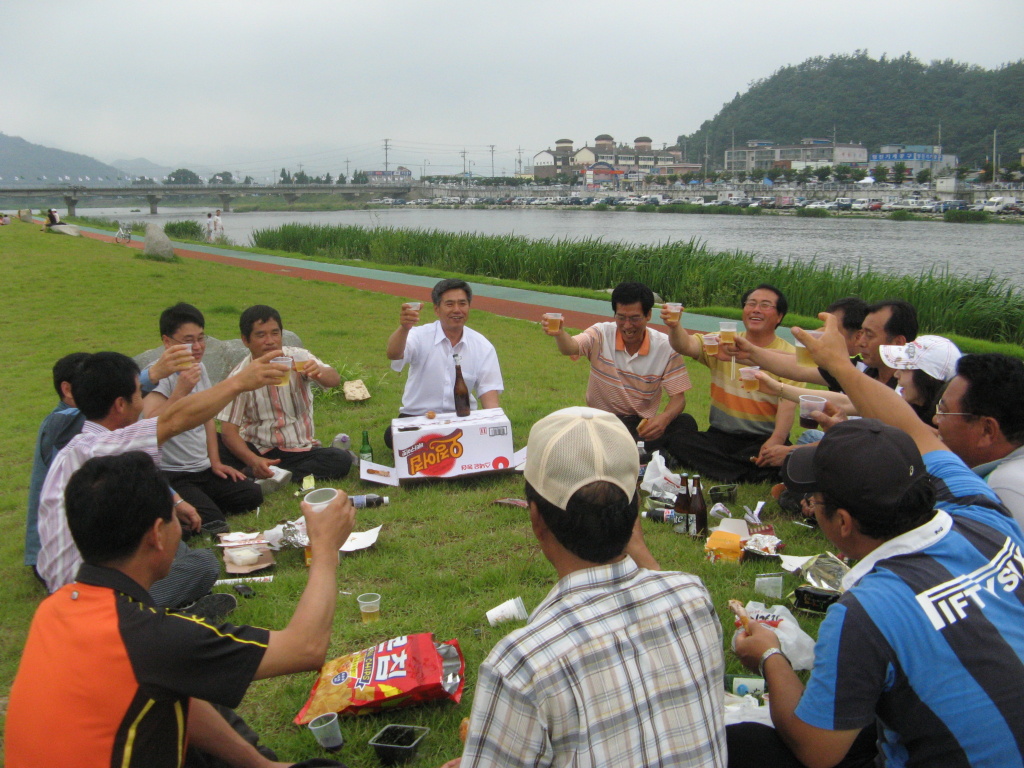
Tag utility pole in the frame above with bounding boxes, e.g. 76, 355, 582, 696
992, 129, 997, 182
345, 158, 350, 181
383, 139, 390, 173
489, 145, 495, 178
516, 147, 524, 175
460, 149, 467, 177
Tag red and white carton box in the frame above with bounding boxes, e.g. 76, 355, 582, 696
391, 408, 514, 481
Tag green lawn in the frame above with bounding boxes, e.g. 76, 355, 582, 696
0, 219, 829, 765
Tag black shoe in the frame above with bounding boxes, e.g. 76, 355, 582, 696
201, 519, 231, 536
185, 593, 238, 623
774, 488, 804, 516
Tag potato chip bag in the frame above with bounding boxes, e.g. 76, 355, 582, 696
295, 633, 464, 723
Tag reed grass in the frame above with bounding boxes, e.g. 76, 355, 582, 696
944, 210, 990, 224
164, 219, 206, 241
250, 224, 1024, 345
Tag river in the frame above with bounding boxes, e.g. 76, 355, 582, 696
83, 205, 1024, 285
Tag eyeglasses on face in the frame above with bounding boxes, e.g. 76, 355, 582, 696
743, 300, 777, 311
169, 334, 206, 345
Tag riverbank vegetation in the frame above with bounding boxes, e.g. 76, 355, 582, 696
251, 223, 1024, 346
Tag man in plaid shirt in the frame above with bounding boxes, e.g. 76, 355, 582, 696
444, 407, 726, 768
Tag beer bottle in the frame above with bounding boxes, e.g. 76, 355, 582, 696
351, 494, 389, 509
636, 440, 651, 489
359, 430, 373, 463
453, 354, 471, 417
690, 475, 708, 536
673, 474, 690, 516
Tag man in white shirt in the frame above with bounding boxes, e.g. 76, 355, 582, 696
385, 278, 503, 447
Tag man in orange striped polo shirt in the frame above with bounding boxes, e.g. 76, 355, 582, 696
666, 284, 804, 483
545, 282, 692, 465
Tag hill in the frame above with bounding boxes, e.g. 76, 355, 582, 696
679, 51, 1024, 169
0, 132, 126, 185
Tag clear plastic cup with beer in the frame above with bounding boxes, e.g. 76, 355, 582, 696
795, 331, 824, 366
358, 593, 381, 623
739, 366, 761, 392
703, 333, 720, 356
542, 313, 564, 333
719, 321, 737, 345
661, 303, 683, 323
292, 351, 310, 374
271, 356, 293, 387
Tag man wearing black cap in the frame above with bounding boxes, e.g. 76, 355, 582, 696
730, 313, 1024, 768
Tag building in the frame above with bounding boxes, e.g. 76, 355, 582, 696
366, 166, 413, 184
724, 138, 869, 174
533, 135, 700, 182
869, 145, 959, 178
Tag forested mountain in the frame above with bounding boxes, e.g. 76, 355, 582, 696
0, 132, 124, 185
678, 52, 1024, 169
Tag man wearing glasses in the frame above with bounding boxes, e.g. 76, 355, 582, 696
544, 282, 692, 462
932, 353, 1024, 526
143, 303, 262, 533
665, 284, 802, 483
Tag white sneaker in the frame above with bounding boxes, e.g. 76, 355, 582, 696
256, 466, 293, 495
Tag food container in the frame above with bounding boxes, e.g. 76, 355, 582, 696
709, 484, 738, 504
368, 724, 430, 765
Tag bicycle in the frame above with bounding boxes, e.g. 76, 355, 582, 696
115, 222, 132, 244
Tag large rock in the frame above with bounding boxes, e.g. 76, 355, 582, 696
19, 209, 33, 222
144, 222, 177, 261
133, 331, 304, 384
48, 224, 81, 236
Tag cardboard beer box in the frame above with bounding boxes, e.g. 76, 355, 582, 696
392, 408, 514, 480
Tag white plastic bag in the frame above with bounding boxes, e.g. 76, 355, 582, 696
639, 450, 681, 496
732, 601, 816, 670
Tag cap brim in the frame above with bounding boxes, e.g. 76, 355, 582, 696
782, 445, 819, 495
878, 344, 914, 370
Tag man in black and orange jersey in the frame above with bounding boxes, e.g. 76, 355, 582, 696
5, 452, 355, 768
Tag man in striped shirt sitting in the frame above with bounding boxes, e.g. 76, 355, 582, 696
544, 281, 692, 464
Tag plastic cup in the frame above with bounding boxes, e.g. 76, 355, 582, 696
703, 333, 720, 355
542, 312, 563, 333
304, 488, 339, 513
486, 596, 528, 627
661, 302, 682, 322
738, 366, 760, 392
291, 351, 310, 373
795, 331, 824, 366
799, 395, 828, 429
358, 593, 381, 623
404, 301, 422, 312
308, 712, 344, 752
719, 321, 737, 344
271, 356, 293, 386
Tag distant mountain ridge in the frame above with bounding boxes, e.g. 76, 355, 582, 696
0, 133, 126, 185
679, 51, 1024, 169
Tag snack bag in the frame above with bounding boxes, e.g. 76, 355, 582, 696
295, 633, 464, 723
730, 602, 816, 670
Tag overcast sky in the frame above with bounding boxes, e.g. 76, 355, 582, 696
5, 0, 1022, 179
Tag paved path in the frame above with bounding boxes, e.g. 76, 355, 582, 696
73, 222, 787, 338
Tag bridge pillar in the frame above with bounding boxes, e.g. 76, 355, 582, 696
63, 196, 79, 217
218, 194, 233, 212
147, 195, 163, 214
283, 194, 300, 205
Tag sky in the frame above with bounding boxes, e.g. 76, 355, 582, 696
5, 0, 1023, 180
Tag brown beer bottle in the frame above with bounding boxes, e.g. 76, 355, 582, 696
673, 474, 690, 516
690, 475, 708, 536
453, 354, 471, 417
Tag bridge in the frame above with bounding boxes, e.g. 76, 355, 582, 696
0, 183, 413, 215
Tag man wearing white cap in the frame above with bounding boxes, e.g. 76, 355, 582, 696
731, 314, 1024, 768
444, 406, 726, 768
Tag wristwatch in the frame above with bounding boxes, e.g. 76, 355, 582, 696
758, 647, 791, 678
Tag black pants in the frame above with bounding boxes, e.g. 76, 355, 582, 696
218, 436, 352, 484
615, 413, 694, 468
164, 468, 263, 527
664, 415, 788, 483
383, 412, 416, 451
726, 722, 877, 768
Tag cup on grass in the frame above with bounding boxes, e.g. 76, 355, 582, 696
308, 712, 344, 752
486, 596, 528, 627
358, 593, 381, 623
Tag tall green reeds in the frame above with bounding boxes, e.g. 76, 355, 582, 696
250, 224, 1024, 344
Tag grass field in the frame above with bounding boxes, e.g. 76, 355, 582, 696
0, 219, 832, 765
